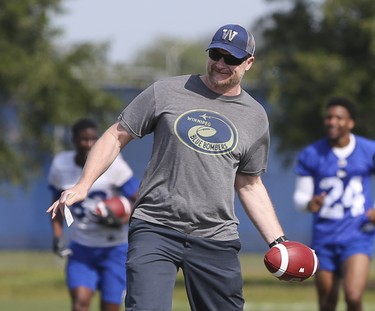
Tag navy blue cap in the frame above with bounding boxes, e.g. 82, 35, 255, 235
206, 24, 255, 58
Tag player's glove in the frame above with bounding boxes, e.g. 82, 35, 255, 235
53, 237, 72, 257
96, 204, 123, 228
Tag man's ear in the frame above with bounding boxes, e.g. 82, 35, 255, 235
349, 119, 355, 131
245, 56, 255, 71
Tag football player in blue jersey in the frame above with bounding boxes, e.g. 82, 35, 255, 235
294, 97, 375, 311
48, 118, 139, 311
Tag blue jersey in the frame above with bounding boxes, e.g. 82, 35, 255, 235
295, 135, 375, 247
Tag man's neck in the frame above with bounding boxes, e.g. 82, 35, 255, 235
330, 134, 351, 148
75, 154, 86, 168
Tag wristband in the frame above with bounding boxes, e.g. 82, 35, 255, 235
268, 235, 288, 248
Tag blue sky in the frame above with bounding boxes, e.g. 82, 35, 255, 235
54, 0, 283, 63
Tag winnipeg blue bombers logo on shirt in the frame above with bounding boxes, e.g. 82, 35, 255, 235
174, 109, 238, 155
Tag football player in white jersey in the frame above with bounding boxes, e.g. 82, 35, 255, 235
48, 118, 139, 311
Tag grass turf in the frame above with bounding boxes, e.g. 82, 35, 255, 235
1, 251, 375, 310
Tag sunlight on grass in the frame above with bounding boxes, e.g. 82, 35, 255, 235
1, 251, 375, 311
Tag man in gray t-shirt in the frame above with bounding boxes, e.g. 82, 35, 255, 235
118, 74, 270, 242
48, 24, 286, 311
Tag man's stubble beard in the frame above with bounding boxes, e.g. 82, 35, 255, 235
207, 65, 243, 91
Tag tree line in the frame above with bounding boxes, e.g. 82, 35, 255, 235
1, 0, 374, 185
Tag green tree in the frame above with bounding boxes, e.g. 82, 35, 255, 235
253, 0, 375, 164
81, 38, 208, 93
0, 1, 122, 185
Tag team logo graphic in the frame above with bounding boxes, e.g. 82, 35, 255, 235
174, 109, 238, 155
222, 29, 238, 41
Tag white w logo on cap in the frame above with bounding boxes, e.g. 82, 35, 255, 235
222, 29, 238, 41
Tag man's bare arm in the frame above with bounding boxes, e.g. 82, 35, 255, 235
235, 173, 285, 245
47, 122, 133, 217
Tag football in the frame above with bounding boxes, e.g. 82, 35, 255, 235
264, 241, 319, 282
96, 196, 133, 223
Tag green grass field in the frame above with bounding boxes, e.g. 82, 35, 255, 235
1, 251, 375, 311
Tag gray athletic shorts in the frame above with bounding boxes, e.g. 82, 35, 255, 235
125, 218, 244, 311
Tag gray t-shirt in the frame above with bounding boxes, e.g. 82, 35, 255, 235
118, 74, 269, 240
